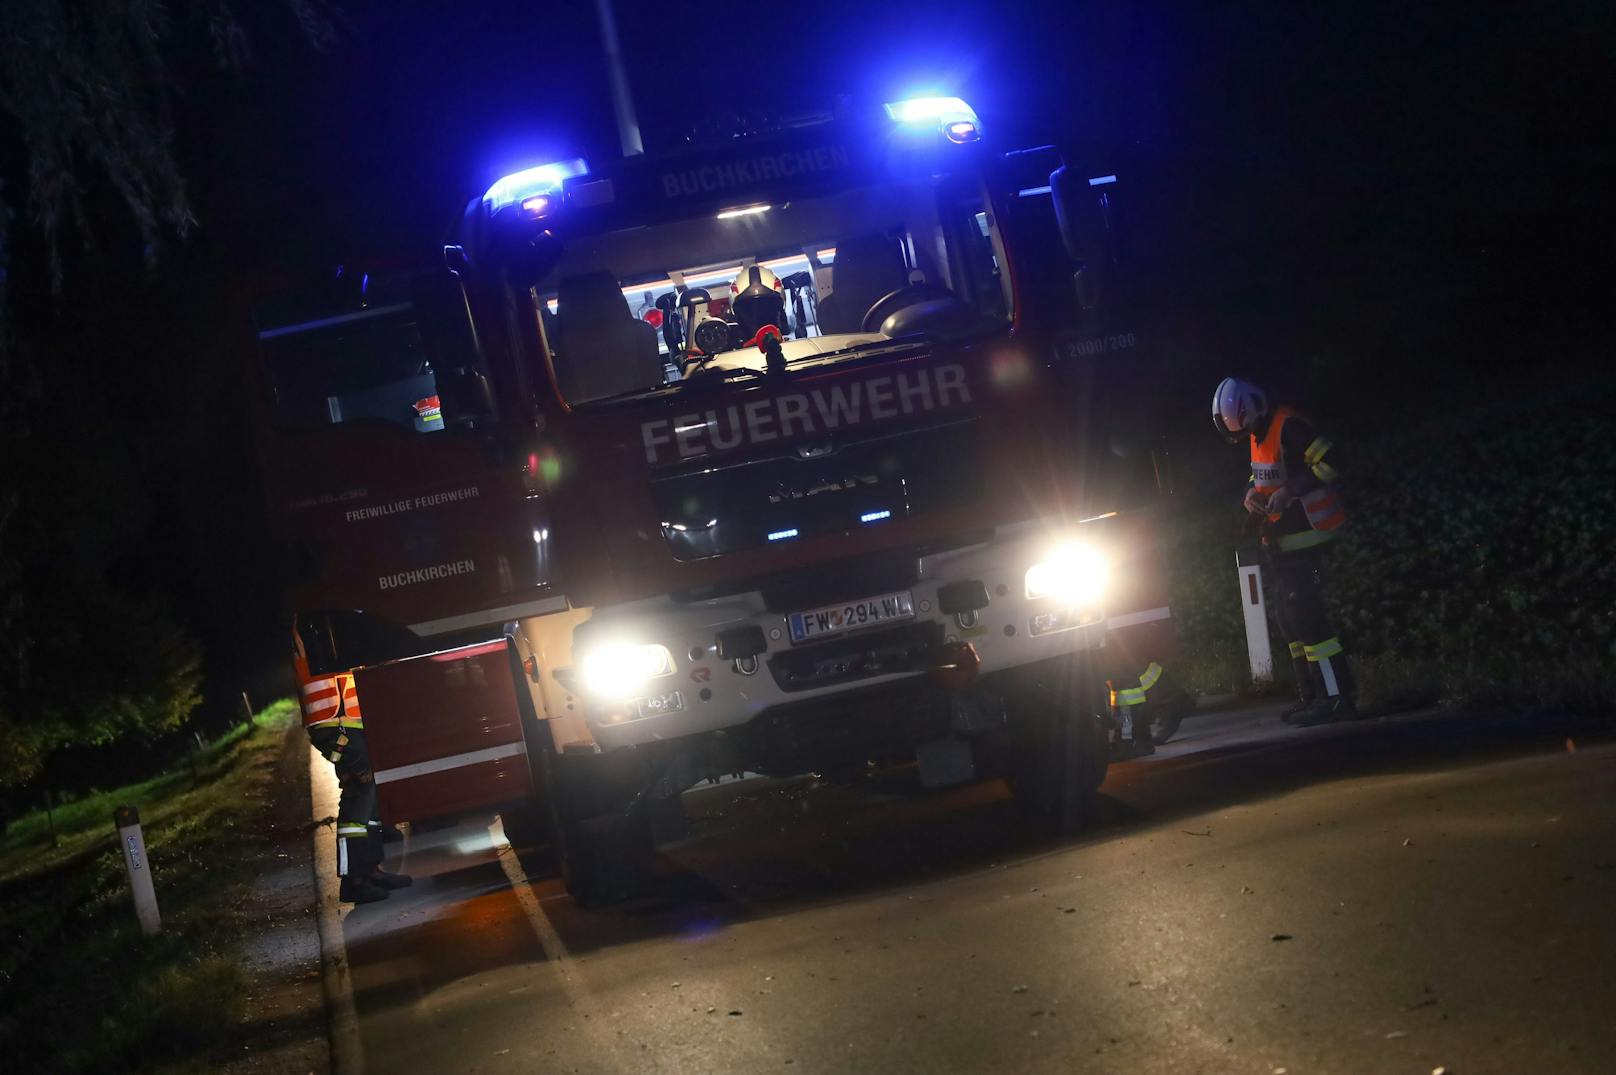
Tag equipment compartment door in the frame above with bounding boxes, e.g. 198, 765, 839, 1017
355, 639, 533, 824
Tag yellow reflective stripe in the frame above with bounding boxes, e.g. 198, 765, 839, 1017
1305, 636, 1344, 660
339, 717, 364, 729
1312, 460, 1339, 483
336, 824, 369, 837
1303, 436, 1332, 466
1288, 641, 1306, 659
1112, 686, 1147, 706
1277, 528, 1337, 552
1138, 662, 1164, 691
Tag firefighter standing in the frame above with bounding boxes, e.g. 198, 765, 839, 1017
1212, 377, 1356, 724
294, 627, 412, 904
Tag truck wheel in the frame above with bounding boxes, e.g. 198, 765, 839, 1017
1003, 658, 1110, 834
558, 807, 655, 908
550, 751, 656, 908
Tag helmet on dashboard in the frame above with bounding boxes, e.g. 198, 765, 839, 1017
729, 264, 786, 339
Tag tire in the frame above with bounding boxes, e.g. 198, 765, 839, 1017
1003, 655, 1110, 834
550, 750, 656, 908
1149, 690, 1195, 745
558, 807, 655, 908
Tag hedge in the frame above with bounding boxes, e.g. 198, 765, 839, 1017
1163, 382, 1616, 710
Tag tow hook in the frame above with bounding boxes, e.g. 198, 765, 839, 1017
929, 641, 980, 691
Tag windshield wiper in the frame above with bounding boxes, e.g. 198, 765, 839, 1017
788, 334, 931, 364
674, 364, 768, 391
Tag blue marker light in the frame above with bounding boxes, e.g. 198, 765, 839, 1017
767, 528, 800, 542
860, 510, 892, 524
483, 158, 590, 213
884, 96, 979, 126
1088, 174, 1118, 186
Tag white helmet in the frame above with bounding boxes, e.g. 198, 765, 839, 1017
729, 264, 785, 337
1211, 377, 1268, 444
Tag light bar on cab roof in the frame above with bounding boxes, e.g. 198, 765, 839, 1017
883, 96, 982, 143
483, 158, 590, 212
884, 96, 979, 125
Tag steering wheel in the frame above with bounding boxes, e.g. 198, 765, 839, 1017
860, 283, 960, 333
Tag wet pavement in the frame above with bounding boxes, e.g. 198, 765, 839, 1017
333, 702, 1616, 1073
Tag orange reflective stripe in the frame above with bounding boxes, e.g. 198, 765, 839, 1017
299, 676, 343, 727
1302, 487, 1344, 531
339, 676, 364, 728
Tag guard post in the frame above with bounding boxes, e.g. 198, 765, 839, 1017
114, 805, 162, 936
1236, 548, 1274, 683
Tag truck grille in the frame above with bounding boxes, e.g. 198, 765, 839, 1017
766, 621, 945, 693
652, 417, 982, 561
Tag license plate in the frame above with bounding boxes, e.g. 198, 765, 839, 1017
788, 591, 916, 644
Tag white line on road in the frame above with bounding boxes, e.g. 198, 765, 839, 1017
308, 745, 365, 1074
489, 820, 612, 1025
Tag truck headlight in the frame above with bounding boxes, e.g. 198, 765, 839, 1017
1025, 541, 1110, 606
579, 643, 676, 700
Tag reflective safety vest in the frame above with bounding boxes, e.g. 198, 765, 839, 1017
1251, 405, 1345, 552
293, 629, 362, 730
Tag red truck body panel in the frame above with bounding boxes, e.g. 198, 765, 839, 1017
356, 640, 535, 824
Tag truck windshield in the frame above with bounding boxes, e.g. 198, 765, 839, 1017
258, 298, 444, 433
534, 173, 1009, 405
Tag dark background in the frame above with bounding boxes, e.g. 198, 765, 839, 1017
7, 0, 1612, 784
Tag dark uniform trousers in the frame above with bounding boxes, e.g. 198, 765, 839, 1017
1267, 544, 1353, 701
308, 725, 381, 878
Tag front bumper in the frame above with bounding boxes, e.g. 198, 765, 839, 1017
575, 524, 1166, 751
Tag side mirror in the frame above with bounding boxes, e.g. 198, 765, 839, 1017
1050, 165, 1117, 312
433, 365, 495, 430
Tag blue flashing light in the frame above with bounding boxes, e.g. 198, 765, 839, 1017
884, 96, 979, 129
1018, 185, 1053, 197
483, 158, 589, 212
767, 528, 800, 542
1088, 174, 1118, 186
860, 510, 892, 524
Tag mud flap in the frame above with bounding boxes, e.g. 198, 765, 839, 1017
355, 639, 535, 825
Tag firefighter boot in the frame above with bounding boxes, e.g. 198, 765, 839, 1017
1294, 651, 1357, 726
337, 833, 390, 903
1279, 653, 1316, 724
364, 827, 414, 890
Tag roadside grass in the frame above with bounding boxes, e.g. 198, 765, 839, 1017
0, 699, 299, 1073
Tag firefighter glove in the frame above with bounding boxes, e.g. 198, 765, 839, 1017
1243, 487, 1268, 515
1265, 487, 1295, 514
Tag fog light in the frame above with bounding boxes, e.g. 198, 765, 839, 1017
1025, 541, 1109, 606
579, 642, 675, 700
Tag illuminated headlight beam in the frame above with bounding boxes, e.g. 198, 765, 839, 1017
1024, 541, 1110, 607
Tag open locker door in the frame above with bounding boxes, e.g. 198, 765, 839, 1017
355, 639, 538, 825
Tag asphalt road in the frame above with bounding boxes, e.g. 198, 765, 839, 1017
335, 702, 1616, 1074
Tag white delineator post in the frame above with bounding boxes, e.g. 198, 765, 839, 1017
114, 805, 162, 936
1236, 548, 1274, 683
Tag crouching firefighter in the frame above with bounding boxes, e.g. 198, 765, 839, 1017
293, 626, 413, 904
1212, 377, 1357, 724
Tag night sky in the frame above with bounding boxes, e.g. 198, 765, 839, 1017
16, 0, 1610, 736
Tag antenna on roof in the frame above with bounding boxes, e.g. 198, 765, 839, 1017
593, 0, 644, 157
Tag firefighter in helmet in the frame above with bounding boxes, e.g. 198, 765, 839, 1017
293, 624, 413, 903
1213, 377, 1356, 724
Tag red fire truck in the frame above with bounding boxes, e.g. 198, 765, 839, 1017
259, 96, 1178, 904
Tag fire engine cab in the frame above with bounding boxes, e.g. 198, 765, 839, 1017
259, 95, 1178, 905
